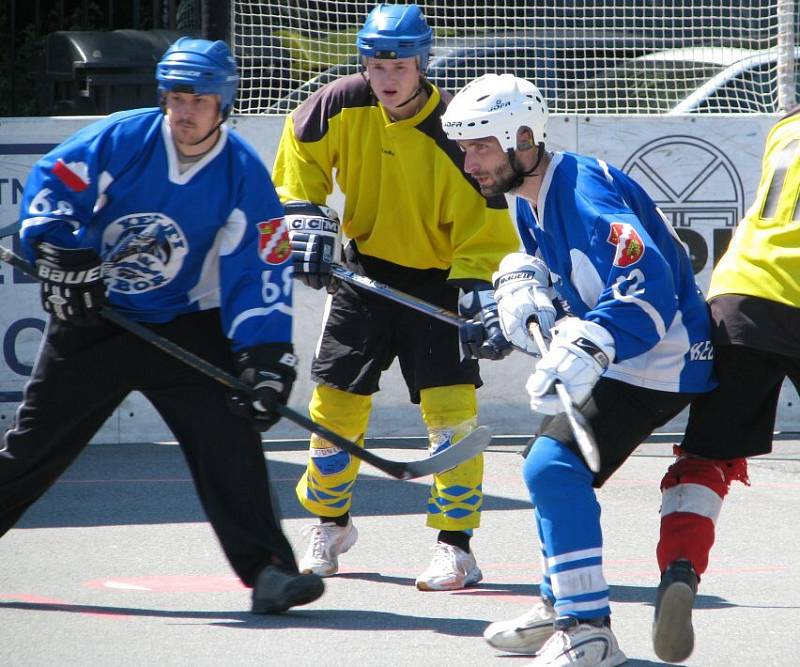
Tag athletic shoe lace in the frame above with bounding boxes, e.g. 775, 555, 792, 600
302, 523, 336, 560
429, 543, 460, 571
536, 628, 572, 660
519, 601, 554, 626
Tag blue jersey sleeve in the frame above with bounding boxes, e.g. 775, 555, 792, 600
219, 151, 292, 352
18, 110, 154, 261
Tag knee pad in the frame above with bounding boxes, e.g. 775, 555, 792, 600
420, 385, 477, 430
420, 384, 478, 454
310, 384, 372, 439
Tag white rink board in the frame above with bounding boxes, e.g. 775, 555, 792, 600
1, 114, 797, 443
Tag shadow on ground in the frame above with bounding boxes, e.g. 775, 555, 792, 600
15, 443, 532, 529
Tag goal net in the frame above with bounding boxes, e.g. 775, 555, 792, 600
230, 1, 797, 115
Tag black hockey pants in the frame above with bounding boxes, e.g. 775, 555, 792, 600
0, 309, 296, 586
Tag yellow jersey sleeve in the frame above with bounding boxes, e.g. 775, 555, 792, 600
272, 113, 336, 206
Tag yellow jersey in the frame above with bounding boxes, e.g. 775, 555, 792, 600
709, 111, 800, 305
272, 74, 519, 283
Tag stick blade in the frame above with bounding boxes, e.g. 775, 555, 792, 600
399, 426, 492, 480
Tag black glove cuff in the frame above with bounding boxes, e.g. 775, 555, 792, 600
234, 342, 298, 381
35, 242, 102, 268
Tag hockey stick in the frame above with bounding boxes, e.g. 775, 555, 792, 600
0, 222, 20, 239
331, 264, 600, 471
526, 321, 601, 473
0, 245, 491, 481
331, 265, 465, 327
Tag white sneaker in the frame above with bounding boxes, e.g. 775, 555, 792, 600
483, 599, 557, 654
415, 542, 483, 591
526, 623, 627, 667
297, 518, 358, 577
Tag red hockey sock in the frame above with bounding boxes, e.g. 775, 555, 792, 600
656, 448, 749, 575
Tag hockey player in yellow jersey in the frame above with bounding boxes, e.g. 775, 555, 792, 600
652, 110, 800, 663
272, 4, 519, 590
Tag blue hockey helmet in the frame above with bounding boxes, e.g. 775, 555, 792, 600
356, 4, 433, 70
156, 38, 239, 118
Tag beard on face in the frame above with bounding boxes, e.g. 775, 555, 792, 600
477, 160, 519, 197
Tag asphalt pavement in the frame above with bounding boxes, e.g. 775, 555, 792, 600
1, 433, 798, 666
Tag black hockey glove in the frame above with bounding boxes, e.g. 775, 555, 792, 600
34, 242, 107, 326
285, 200, 342, 292
457, 284, 513, 361
229, 343, 298, 432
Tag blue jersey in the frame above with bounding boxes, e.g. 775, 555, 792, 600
516, 152, 715, 393
18, 108, 292, 351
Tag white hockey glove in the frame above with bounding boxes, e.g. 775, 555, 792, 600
285, 201, 342, 291
457, 284, 513, 360
492, 252, 557, 356
526, 318, 615, 415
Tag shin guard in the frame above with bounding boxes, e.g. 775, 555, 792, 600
420, 385, 483, 532
295, 385, 371, 517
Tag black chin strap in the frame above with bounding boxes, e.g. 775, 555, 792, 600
394, 81, 424, 109
507, 144, 546, 190
188, 120, 223, 147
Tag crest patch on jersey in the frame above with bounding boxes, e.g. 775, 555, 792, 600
52, 159, 90, 192
101, 213, 188, 294
257, 217, 290, 265
607, 222, 645, 267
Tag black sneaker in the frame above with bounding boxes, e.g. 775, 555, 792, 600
652, 559, 698, 663
251, 566, 325, 614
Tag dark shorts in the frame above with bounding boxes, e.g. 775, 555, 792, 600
311, 243, 481, 403
537, 377, 696, 487
679, 294, 800, 458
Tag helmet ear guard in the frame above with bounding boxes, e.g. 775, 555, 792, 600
156, 37, 239, 119
441, 73, 549, 151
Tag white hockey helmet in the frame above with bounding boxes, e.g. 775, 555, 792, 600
442, 73, 549, 151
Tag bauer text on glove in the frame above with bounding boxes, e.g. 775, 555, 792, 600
34, 242, 107, 326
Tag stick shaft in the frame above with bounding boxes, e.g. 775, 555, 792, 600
331, 265, 464, 327
0, 246, 419, 478
528, 322, 601, 473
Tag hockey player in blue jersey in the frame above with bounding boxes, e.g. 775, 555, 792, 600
442, 73, 716, 666
0, 37, 324, 614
